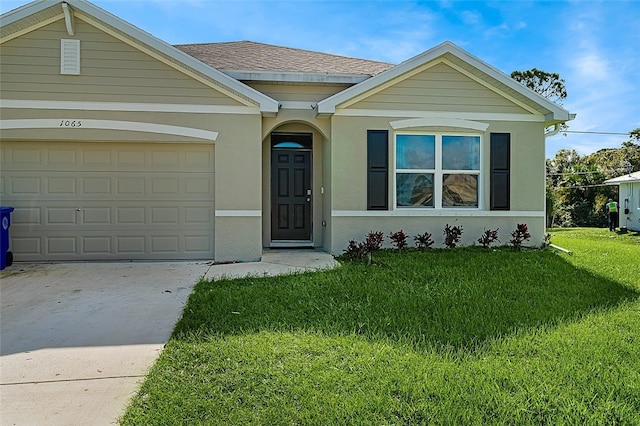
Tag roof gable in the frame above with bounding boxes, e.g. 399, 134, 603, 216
317, 41, 572, 124
346, 61, 532, 115
0, 0, 279, 115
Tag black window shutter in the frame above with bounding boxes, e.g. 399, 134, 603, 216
490, 133, 510, 210
367, 130, 388, 210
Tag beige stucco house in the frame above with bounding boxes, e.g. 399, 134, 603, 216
0, 0, 573, 262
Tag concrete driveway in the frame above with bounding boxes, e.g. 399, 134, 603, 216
0, 251, 337, 425
0, 262, 208, 425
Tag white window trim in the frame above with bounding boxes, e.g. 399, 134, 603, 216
393, 131, 483, 210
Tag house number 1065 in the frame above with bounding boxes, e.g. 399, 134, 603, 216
60, 120, 82, 127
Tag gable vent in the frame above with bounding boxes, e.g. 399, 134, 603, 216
61, 39, 80, 75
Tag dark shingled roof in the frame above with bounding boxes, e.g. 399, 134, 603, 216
175, 41, 394, 77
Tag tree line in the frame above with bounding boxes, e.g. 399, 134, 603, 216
546, 132, 640, 228
511, 69, 639, 228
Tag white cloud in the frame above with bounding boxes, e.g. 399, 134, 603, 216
572, 53, 610, 82
461, 10, 482, 25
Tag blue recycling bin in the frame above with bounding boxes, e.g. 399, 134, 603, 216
1, 207, 15, 270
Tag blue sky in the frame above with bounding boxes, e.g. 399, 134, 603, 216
2, 0, 638, 158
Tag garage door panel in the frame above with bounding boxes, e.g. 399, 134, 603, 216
48, 147, 77, 165
151, 207, 179, 224
83, 207, 111, 224
152, 178, 179, 195
12, 207, 41, 226
1, 141, 215, 261
12, 237, 41, 256
47, 207, 77, 224
82, 177, 111, 195
117, 177, 146, 195
10, 231, 214, 261
151, 236, 179, 253
47, 177, 76, 194
185, 207, 211, 224
8, 203, 213, 227
4, 143, 214, 172
118, 236, 146, 254
84, 236, 111, 254
48, 236, 77, 255
11, 176, 41, 195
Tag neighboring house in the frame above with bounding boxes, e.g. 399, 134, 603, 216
605, 171, 640, 232
0, 0, 573, 263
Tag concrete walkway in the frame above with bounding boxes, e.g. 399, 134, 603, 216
0, 250, 337, 426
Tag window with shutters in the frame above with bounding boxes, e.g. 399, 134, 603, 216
395, 133, 480, 209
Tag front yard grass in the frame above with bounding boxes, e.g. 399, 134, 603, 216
121, 228, 640, 425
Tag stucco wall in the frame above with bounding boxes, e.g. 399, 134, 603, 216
328, 115, 547, 254
1, 15, 264, 262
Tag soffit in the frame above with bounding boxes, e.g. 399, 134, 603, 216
0, 3, 61, 41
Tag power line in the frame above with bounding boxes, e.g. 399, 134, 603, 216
547, 167, 631, 176
561, 131, 629, 136
554, 183, 613, 189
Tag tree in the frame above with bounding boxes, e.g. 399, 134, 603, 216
546, 139, 639, 228
510, 68, 567, 105
511, 68, 569, 136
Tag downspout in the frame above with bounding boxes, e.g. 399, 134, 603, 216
544, 124, 561, 228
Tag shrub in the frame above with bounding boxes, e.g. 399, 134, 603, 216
414, 232, 434, 249
477, 229, 499, 249
342, 231, 385, 263
389, 230, 409, 250
510, 223, 531, 250
443, 224, 463, 249
342, 240, 367, 260
363, 231, 384, 252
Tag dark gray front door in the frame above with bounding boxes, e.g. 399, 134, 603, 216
271, 134, 312, 241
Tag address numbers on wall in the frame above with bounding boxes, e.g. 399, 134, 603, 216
60, 120, 82, 127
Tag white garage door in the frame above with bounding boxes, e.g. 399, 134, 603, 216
0, 141, 214, 261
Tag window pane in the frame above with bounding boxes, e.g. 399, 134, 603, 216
396, 135, 435, 169
396, 173, 434, 207
442, 136, 480, 170
442, 174, 478, 207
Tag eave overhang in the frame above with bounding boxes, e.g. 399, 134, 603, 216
223, 70, 370, 85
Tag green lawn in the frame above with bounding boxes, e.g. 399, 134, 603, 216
121, 228, 640, 425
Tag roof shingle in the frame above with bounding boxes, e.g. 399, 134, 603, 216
174, 41, 394, 77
